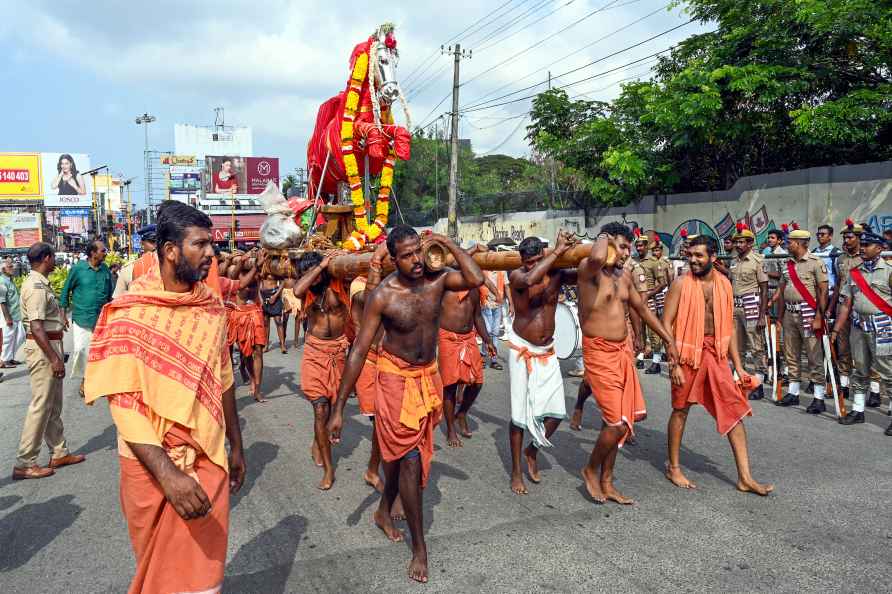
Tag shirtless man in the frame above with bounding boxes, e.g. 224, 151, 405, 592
260, 273, 287, 353
505, 232, 577, 495
328, 225, 484, 583
293, 250, 352, 490
227, 253, 265, 402
662, 235, 773, 495
577, 222, 679, 504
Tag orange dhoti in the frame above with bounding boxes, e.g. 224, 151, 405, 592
437, 328, 484, 387
227, 303, 266, 356
119, 425, 229, 594
300, 334, 349, 403
672, 336, 754, 435
375, 350, 443, 487
583, 335, 646, 446
355, 347, 379, 415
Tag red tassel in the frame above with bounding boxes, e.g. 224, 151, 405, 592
845, 218, 854, 228
781, 224, 789, 232
792, 222, 800, 230
680, 228, 688, 238
633, 227, 641, 238
736, 222, 744, 232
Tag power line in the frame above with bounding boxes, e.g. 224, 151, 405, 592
452, 0, 537, 49
460, 47, 679, 113
461, 20, 693, 111
406, 63, 452, 98
417, 90, 454, 131
460, 0, 622, 88
464, 2, 670, 106
478, 114, 531, 155
472, 0, 559, 52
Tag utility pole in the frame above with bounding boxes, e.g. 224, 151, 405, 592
135, 113, 156, 221
444, 44, 471, 240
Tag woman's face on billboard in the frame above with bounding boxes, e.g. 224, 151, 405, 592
222, 160, 232, 173
60, 158, 72, 173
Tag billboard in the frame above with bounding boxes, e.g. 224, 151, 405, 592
161, 154, 197, 166
205, 155, 278, 199
48, 208, 91, 236
169, 165, 201, 196
0, 211, 41, 248
0, 153, 42, 199
41, 152, 93, 207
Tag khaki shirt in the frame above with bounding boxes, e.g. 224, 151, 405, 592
657, 256, 673, 285
782, 253, 828, 303
113, 261, 135, 298
640, 256, 666, 291
841, 258, 892, 316
21, 270, 65, 335
730, 251, 767, 296
834, 252, 862, 300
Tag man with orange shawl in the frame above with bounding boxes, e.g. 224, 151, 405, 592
84, 205, 245, 594
576, 222, 678, 505
329, 226, 484, 583
662, 235, 773, 495
293, 249, 353, 491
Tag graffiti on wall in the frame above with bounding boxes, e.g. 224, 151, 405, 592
633, 204, 777, 256
867, 214, 892, 232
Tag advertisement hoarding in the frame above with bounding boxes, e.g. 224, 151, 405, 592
0, 153, 42, 199
205, 155, 278, 198
169, 165, 201, 205
41, 152, 93, 207
0, 211, 42, 248
161, 154, 197, 166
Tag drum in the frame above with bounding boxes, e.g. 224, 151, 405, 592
554, 301, 582, 360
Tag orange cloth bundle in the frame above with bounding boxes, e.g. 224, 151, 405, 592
300, 333, 349, 402
355, 347, 379, 415
118, 425, 229, 594
438, 328, 484, 387
227, 303, 266, 356
582, 335, 646, 446
375, 350, 443, 487
671, 337, 754, 435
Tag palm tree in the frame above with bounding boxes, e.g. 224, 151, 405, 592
281, 174, 298, 196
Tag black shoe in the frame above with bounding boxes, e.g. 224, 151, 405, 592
838, 411, 865, 425
645, 362, 661, 374
867, 392, 881, 408
885, 421, 892, 436
635, 359, 644, 369
748, 386, 764, 400
775, 393, 800, 407
841, 386, 850, 400
804, 382, 814, 394
805, 398, 826, 414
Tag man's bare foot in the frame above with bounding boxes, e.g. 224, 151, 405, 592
317, 469, 334, 491
581, 466, 606, 503
510, 473, 528, 495
736, 477, 775, 496
374, 509, 403, 542
253, 392, 267, 403
456, 414, 473, 438
665, 464, 696, 489
364, 470, 384, 493
311, 443, 323, 467
407, 554, 429, 583
524, 445, 541, 483
391, 496, 406, 520
570, 409, 583, 431
446, 431, 463, 448
601, 481, 634, 505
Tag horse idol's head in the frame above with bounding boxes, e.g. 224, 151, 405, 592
373, 28, 400, 106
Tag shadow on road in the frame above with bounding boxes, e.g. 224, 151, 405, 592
0, 495, 21, 511
0, 494, 82, 571
232, 441, 280, 509
74, 423, 117, 456
224, 514, 306, 594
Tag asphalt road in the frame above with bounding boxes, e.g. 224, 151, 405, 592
1, 332, 891, 593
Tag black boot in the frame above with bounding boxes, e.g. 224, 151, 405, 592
805, 382, 814, 394
885, 420, 892, 436
645, 362, 661, 374
841, 386, 850, 400
867, 392, 881, 408
748, 385, 764, 400
838, 411, 865, 425
805, 398, 826, 414
775, 393, 800, 407
635, 358, 644, 369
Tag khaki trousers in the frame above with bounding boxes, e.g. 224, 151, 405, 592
850, 326, 892, 397
835, 323, 853, 376
15, 339, 70, 468
734, 308, 766, 375
782, 311, 824, 384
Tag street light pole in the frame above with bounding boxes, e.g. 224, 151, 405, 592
135, 113, 156, 221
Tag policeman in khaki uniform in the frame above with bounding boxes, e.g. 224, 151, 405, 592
832, 231, 892, 433
632, 233, 650, 369
829, 219, 863, 400
641, 236, 671, 374
775, 226, 829, 412
729, 224, 768, 399
12, 242, 85, 480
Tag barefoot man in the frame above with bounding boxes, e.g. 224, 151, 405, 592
506, 232, 577, 494
439, 245, 497, 447
328, 225, 484, 583
662, 235, 774, 495
293, 250, 352, 490
227, 254, 265, 402
577, 223, 679, 504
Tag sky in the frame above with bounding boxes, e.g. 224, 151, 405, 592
0, 0, 702, 207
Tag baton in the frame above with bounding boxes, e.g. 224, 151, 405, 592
770, 321, 781, 401
763, 319, 771, 382
822, 330, 846, 419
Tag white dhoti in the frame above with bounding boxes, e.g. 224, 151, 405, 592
506, 328, 566, 448
1, 319, 25, 362
70, 322, 93, 377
